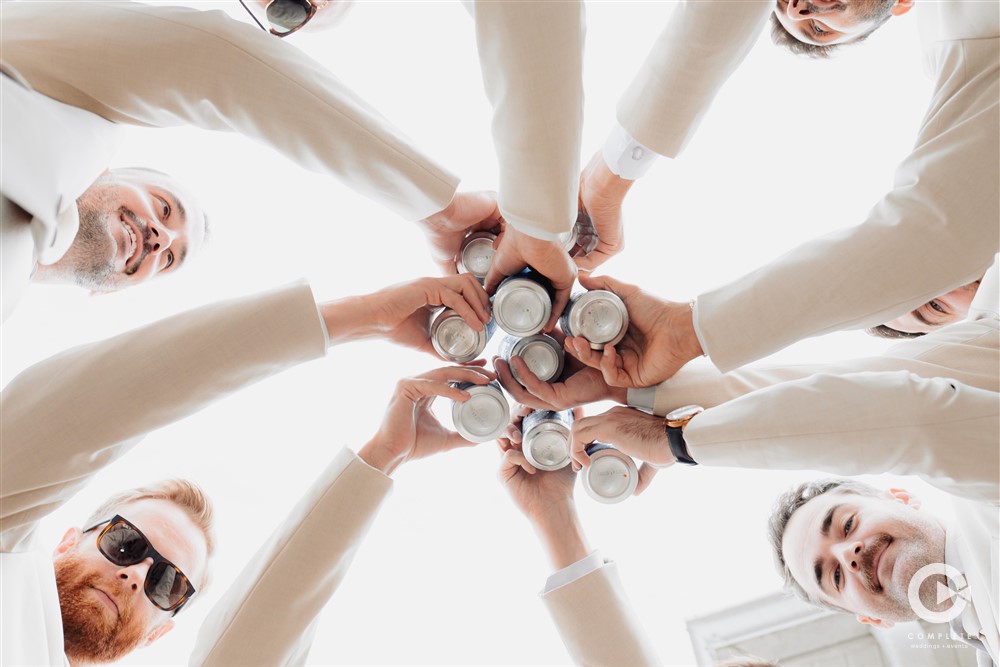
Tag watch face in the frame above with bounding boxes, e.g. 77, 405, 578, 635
666, 404, 704, 425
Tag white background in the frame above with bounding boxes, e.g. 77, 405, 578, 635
1, 2, 960, 665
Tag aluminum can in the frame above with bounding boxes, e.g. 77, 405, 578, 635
560, 211, 600, 258
492, 269, 554, 337
456, 231, 497, 283
430, 309, 496, 363
450, 380, 510, 443
581, 442, 638, 504
521, 409, 573, 471
559, 290, 629, 350
497, 333, 564, 386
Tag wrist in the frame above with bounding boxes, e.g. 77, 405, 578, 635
357, 437, 405, 477
670, 300, 704, 364
585, 155, 634, 201
609, 384, 629, 404
530, 499, 590, 570
319, 297, 379, 346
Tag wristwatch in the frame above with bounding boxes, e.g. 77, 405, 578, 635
664, 404, 704, 466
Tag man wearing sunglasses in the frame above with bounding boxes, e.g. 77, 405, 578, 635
1, 0, 586, 314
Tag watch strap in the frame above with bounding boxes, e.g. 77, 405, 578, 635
664, 422, 698, 466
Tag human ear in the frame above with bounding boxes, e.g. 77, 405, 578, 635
144, 619, 174, 646
856, 614, 894, 628
53, 527, 82, 556
888, 487, 921, 510
890, 0, 914, 16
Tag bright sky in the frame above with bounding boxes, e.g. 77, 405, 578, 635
1, 2, 959, 665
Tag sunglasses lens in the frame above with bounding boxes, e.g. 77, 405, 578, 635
146, 561, 190, 610
99, 522, 149, 565
266, 0, 312, 33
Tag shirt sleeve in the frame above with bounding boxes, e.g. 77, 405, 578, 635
0, 1, 459, 222
542, 550, 604, 593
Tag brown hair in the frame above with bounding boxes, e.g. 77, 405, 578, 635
768, 12, 889, 59
866, 324, 924, 340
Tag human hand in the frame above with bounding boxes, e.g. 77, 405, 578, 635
565, 273, 703, 387
416, 191, 502, 274
493, 330, 627, 410
358, 364, 496, 476
571, 406, 669, 495
321, 274, 491, 357
574, 151, 631, 272
483, 224, 576, 331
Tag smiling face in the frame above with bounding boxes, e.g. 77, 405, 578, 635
35, 168, 206, 293
53, 499, 208, 664
771, 0, 912, 49
781, 488, 945, 625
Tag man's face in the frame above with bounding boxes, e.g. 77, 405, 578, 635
53, 499, 208, 664
883, 280, 981, 334
41, 168, 206, 292
772, 0, 909, 47
782, 489, 946, 625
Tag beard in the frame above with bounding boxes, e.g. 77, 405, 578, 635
54, 551, 148, 664
57, 202, 121, 292
855, 0, 896, 22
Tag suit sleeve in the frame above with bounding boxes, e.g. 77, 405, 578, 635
0, 1, 459, 221
686, 371, 1000, 505
190, 449, 392, 667
542, 561, 662, 667
617, 0, 772, 157
0, 283, 327, 551
470, 1, 585, 238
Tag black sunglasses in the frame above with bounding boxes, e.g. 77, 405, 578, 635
238, 0, 316, 37
84, 515, 196, 615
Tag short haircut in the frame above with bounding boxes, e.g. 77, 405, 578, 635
768, 12, 889, 59
866, 324, 925, 340
767, 478, 881, 607
83, 479, 215, 594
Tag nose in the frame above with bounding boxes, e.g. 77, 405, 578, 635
146, 218, 176, 256
834, 540, 864, 573
785, 0, 811, 20
117, 558, 153, 596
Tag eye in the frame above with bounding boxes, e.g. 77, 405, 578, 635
812, 20, 828, 35
844, 515, 854, 535
929, 300, 946, 314
165, 250, 175, 270
157, 197, 170, 219
834, 564, 842, 590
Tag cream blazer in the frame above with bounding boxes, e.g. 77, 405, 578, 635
618, 0, 999, 371
0, 283, 327, 664
0, 1, 583, 235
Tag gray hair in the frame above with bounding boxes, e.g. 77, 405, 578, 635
767, 478, 881, 608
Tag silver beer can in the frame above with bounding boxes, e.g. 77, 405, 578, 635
581, 442, 638, 504
497, 334, 565, 387
450, 380, 510, 443
559, 211, 600, 258
456, 231, 497, 283
559, 290, 629, 350
430, 308, 495, 363
521, 409, 573, 471
492, 269, 554, 337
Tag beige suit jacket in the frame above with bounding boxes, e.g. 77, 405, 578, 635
0, 283, 327, 664
1, 1, 583, 234
619, 1, 999, 370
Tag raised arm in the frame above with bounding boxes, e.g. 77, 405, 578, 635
1, 1, 458, 221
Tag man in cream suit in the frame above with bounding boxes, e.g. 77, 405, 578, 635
572, 0, 998, 383
1, 1, 586, 321
0, 2, 502, 322
0, 273, 492, 664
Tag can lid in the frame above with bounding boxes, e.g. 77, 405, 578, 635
459, 236, 495, 279
493, 280, 552, 336
451, 384, 510, 442
582, 447, 638, 504
516, 337, 563, 382
524, 423, 571, 470
432, 313, 485, 362
568, 291, 628, 347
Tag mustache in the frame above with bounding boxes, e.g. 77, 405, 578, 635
121, 207, 151, 276
859, 533, 892, 594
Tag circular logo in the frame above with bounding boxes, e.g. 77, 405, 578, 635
907, 563, 971, 624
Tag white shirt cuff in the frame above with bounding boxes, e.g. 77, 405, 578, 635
542, 550, 604, 593
627, 387, 657, 412
602, 124, 659, 180
691, 298, 709, 359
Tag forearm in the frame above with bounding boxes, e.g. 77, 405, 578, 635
3, 1, 458, 221
471, 0, 584, 237
529, 500, 591, 571
0, 283, 326, 547
191, 449, 393, 666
